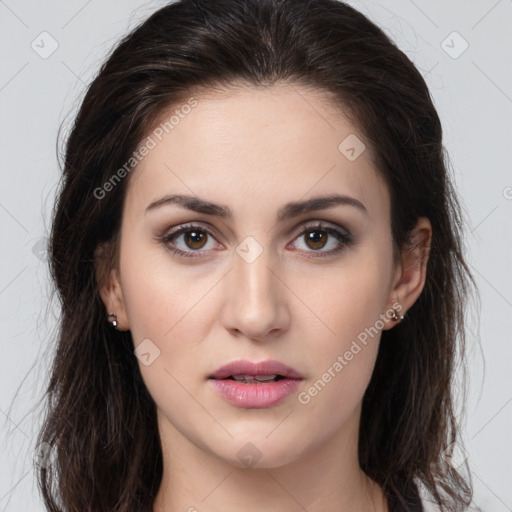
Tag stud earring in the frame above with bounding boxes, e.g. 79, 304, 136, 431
390, 308, 405, 322
107, 312, 118, 329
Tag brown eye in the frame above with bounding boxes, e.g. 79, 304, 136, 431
290, 222, 354, 258
182, 229, 208, 250
158, 221, 354, 260
158, 224, 220, 259
304, 229, 329, 250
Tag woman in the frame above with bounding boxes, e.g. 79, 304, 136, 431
36, 0, 479, 511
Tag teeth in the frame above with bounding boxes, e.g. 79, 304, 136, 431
232, 374, 279, 383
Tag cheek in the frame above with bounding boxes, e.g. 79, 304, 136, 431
120, 239, 202, 341
292, 248, 391, 342
119, 248, 210, 427
119, 240, 221, 394
292, 251, 390, 404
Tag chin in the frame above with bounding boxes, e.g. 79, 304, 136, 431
209, 434, 307, 470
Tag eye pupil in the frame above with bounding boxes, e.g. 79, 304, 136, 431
185, 230, 207, 249
306, 230, 327, 250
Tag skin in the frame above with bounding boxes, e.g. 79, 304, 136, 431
99, 83, 431, 512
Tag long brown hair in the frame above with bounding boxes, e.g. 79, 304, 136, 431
33, 0, 479, 510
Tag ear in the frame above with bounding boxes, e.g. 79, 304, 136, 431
94, 243, 130, 331
383, 216, 432, 330
98, 269, 130, 331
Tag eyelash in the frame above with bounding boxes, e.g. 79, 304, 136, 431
155, 221, 354, 260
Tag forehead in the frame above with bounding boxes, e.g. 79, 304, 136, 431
125, 83, 390, 222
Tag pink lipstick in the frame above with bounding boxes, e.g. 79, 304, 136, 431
208, 359, 304, 408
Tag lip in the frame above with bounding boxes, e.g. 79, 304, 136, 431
208, 359, 304, 380
208, 359, 304, 409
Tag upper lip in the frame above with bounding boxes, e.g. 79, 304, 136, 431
209, 359, 304, 379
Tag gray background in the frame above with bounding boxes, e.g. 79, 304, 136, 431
0, 0, 511, 510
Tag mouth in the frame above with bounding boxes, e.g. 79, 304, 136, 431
208, 359, 304, 408
208, 359, 304, 381
221, 374, 288, 384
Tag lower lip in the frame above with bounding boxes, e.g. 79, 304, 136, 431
209, 378, 302, 408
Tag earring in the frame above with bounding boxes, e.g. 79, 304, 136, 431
107, 312, 118, 329
390, 308, 405, 322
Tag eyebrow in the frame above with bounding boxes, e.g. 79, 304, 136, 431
145, 193, 368, 222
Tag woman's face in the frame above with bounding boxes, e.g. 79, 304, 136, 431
102, 83, 420, 469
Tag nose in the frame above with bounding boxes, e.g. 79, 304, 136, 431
219, 240, 290, 342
